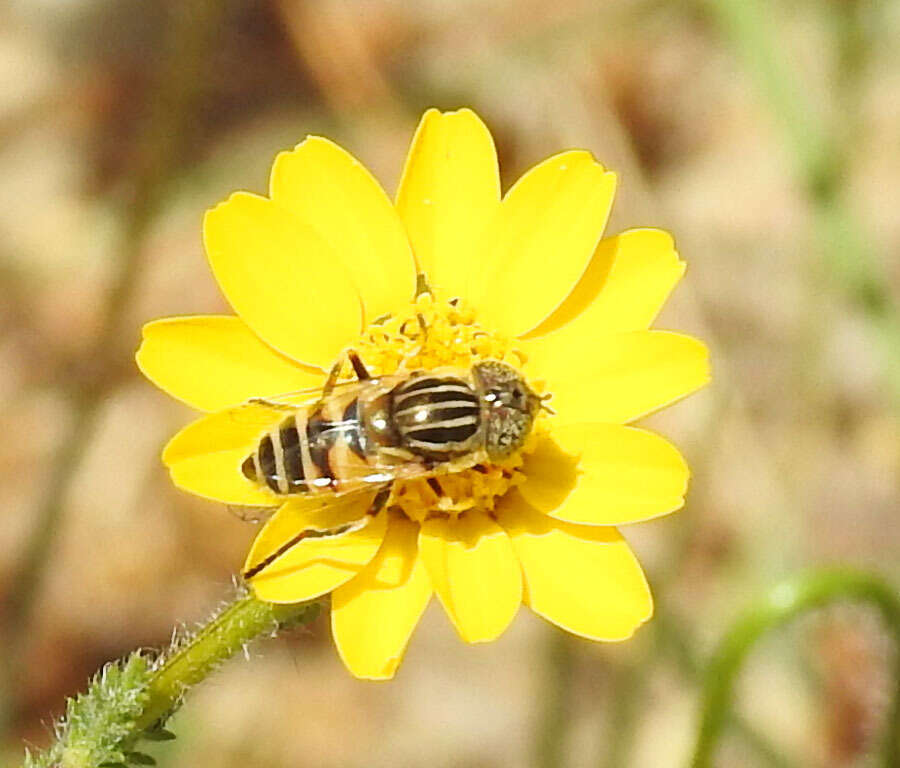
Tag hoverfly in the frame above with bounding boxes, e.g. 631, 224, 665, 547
231, 350, 546, 580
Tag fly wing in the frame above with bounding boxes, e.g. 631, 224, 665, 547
226, 475, 396, 524
230, 450, 438, 519
223, 382, 367, 423
222, 373, 408, 424
201, 372, 442, 523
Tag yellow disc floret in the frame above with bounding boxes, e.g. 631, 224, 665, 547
356, 291, 527, 374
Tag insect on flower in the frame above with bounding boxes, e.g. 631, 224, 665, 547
137, 108, 710, 679
231, 348, 551, 577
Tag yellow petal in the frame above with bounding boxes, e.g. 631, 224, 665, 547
524, 229, 685, 339
497, 494, 652, 641
167, 448, 279, 506
471, 151, 617, 337
204, 192, 362, 368
270, 137, 416, 321
136, 315, 323, 412
245, 495, 388, 603
519, 425, 689, 525
418, 512, 522, 643
331, 515, 432, 680
395, 108, 500, 302
163, 403, 288, 506
525, 330, 710, 424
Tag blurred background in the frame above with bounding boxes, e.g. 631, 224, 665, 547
0, 0, 898, 766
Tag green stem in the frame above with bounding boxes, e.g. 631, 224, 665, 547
536, 630, 577, 768
706, 0, 832, 196
599, 660, 644, 768
653, 609, 796, 768
27, 593, 320, 768
706, 0, 900, 403
689, 568, 900, 768
134, 596, 319, 733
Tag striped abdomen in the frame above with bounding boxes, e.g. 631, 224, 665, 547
242, 398, 363, 494
391, 374, 482, 458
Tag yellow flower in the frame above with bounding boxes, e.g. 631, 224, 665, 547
137, 108, 710, 680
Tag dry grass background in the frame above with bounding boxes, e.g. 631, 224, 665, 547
0, 1, 898, 766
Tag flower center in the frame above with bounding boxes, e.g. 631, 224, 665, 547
356, 292, 525, 374
352, 291, 540, 524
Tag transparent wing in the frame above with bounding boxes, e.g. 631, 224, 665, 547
203, 372, 458, 526
222, 376, 399, 425
245, 377, 386, 406
226, 449, 444, 525
226, 475, 396, 525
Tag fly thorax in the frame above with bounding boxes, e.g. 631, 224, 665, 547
391, 374, 482, 458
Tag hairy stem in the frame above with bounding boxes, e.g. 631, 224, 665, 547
689, 568, 900, 767
24, 592, 320, 768
134, 595, 319, 732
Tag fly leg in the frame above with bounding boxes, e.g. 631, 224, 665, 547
300, 355, 347, 415
368, 483, 392, 516
242, 486, 392, 581
415, 272, 432, 298
322, 357, 344, 397
246, 357, 345, 412
245, 398, 297, 410
346, 349, 371, 381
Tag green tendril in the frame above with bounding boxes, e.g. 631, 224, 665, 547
690, 568, 900, 768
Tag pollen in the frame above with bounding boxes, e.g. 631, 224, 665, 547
353, 290, 542, 522
356, 292, 527, 374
